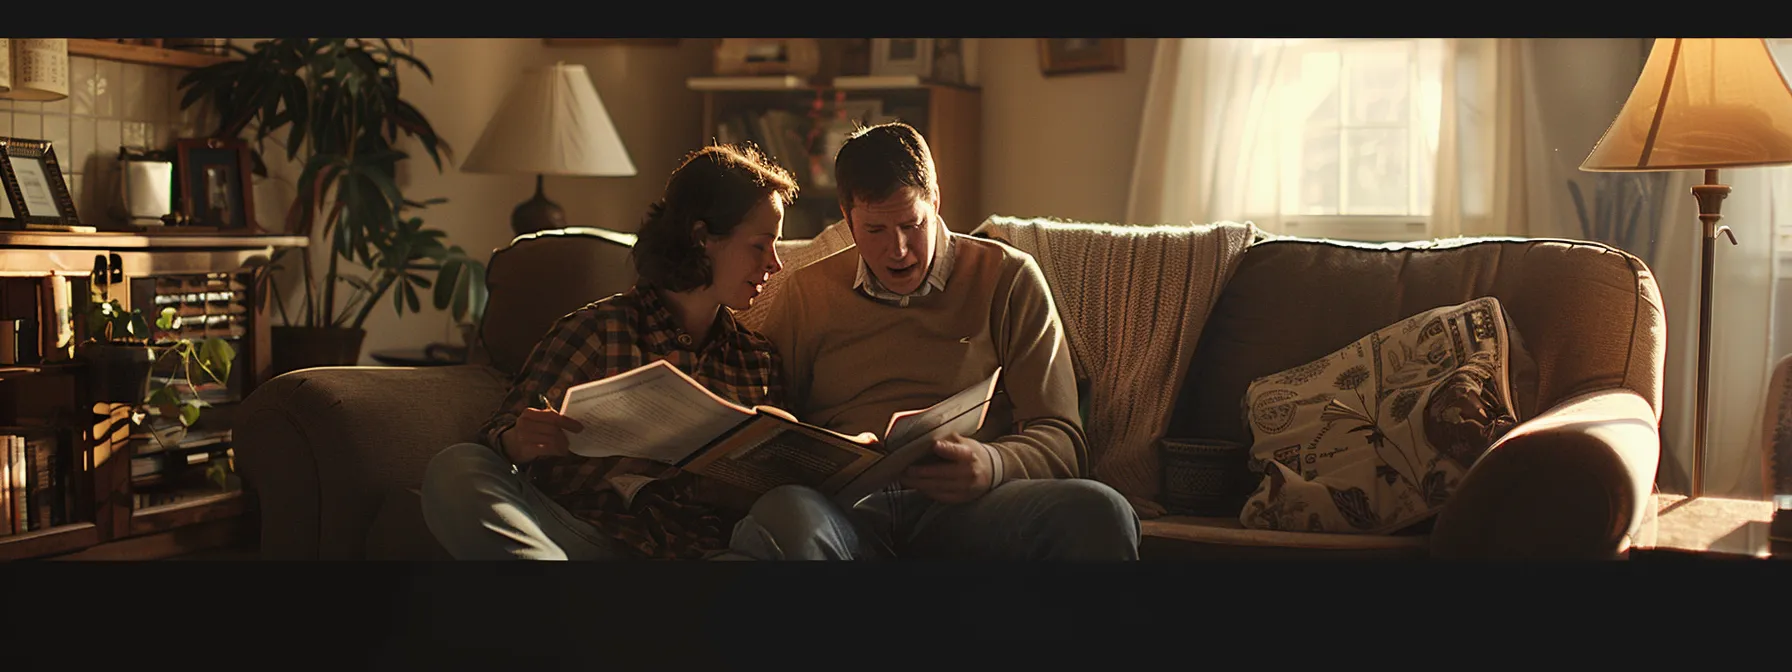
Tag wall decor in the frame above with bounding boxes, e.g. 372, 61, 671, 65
1038, 38, 1125, 77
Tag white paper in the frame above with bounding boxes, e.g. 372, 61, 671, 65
558, 359, 755, 463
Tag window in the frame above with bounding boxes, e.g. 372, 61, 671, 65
1247, 39, 1445, 242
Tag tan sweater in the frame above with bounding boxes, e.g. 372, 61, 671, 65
760, 234, 1087, 483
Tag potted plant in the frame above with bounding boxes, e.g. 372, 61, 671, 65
79, 290, 235, 447
177, 38, 487, 373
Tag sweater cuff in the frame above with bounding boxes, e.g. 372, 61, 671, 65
982, 441, 1007, 493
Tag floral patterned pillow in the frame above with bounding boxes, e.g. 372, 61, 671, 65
1238, 296, 1526, 535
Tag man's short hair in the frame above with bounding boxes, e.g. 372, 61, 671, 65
833, 122, 939, 223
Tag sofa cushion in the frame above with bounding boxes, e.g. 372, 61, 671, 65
1238, 296, 1529, 534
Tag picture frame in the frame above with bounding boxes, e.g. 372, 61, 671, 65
174, 137, 259, 233
871, 38, 934, 78
0, 137, 83, 230
1038, 38, 1126, 77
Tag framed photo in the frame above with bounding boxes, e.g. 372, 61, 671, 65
175, 137, 259, 232
1038, 38, 1126, 77
871, 38, 934, 78
0, 137, 82, 230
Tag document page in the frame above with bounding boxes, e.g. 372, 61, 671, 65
558, 360, 756, 463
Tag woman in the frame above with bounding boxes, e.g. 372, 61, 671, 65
421, 143, 797, 560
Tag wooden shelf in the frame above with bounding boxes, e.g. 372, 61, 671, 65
0, 523, 102, 559
67, 39, 232, 69
129, 490, 244, 537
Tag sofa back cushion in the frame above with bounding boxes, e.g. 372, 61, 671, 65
477, 227, 639, 377
1165, 237, 1664, 448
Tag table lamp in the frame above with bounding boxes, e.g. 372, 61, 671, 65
461, 62, 637, 236
1581, 38, 1792, 498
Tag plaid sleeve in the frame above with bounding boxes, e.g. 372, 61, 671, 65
478, 305, 629, 453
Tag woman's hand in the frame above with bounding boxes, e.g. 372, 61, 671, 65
501, 408, 584, 464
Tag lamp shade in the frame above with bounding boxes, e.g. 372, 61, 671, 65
460, 62, 636, 177
1582, 38, 1792, 172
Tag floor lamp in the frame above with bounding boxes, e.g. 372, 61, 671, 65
462, 62, 637, 237
1581, 38, 1792, 498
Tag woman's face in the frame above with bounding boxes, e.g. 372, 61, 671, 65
703, 194, 785, 311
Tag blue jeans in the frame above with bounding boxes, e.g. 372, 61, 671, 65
421, 442, 767, 561
730, 479, 1142, 560
420, 443, 646, 560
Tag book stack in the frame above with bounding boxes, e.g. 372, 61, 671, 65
0, 429, 70, 536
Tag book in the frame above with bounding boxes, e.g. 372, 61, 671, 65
555, 360, 1002, 506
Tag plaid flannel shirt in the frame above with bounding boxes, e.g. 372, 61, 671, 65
477, 283, 785, 560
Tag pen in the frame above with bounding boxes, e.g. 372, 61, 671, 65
537, 393, 558, 413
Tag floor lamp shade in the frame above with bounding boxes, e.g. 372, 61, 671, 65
1582, 38, 1792, 172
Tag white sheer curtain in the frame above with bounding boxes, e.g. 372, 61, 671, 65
1127, 38, 1508, 241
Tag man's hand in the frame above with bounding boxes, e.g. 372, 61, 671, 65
501, 408, 584, 464
900, 433, 994, 504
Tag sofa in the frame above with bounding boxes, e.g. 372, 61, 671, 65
234, 220, 1664, 560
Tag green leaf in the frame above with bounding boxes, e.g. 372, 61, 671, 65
156, 306, 179, 331
127, 313, 151, 340
147, 385, 181, 410
198, 338, 236, 385
179, 401, 204, 427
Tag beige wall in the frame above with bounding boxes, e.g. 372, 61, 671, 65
977, 38, 1157, 225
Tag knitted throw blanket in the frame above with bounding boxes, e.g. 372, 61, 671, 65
972, 216, 1256, 517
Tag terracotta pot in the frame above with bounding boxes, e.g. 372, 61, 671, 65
270, 326, 366, 376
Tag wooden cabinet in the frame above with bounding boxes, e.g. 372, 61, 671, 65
693, 79, 982, 238
0, 232, 304, 560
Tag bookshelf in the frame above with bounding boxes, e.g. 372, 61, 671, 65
66, 39, 232, 69
690, 76, 982, 239
0, 233, 305, 560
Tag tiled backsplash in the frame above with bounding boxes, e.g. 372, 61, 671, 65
0, 56, 216, 227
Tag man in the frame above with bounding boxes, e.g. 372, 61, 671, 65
735, 122, 1140, 560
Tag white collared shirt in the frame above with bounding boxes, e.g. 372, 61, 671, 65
853, 223, 957, 307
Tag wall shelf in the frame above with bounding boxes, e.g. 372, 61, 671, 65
66, 39, 231, 69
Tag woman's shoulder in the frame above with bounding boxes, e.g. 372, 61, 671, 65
553, 288, 647, 332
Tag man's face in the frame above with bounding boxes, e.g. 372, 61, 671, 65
847, 186, 938, 296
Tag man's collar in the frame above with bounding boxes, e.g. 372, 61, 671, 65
853, 224, 956, 307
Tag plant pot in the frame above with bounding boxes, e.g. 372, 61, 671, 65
271, 326, 367, 376
77, 341, 155, 404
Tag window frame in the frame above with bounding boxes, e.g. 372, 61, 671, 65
1248, 37, 1439, 243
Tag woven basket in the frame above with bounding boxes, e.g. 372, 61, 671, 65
1159, 438, 1256, 517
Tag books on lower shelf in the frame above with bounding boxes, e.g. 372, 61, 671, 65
0, 428, 72, 537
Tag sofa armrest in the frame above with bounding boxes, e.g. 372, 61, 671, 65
234, 364, 508, 559
1429, 388, 1659, 559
